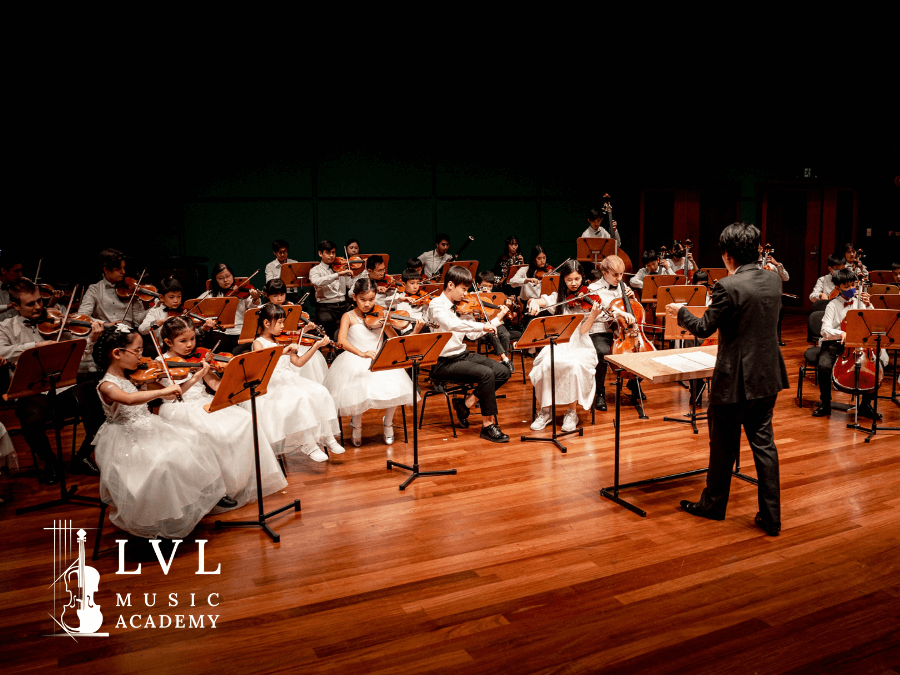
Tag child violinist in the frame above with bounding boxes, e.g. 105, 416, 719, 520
345, 239, 361, 257
139, 277, 216, 337
92, 323, 227, 548
525, 260, 600, 432
264, 279, 329, 384
323, 278, 421, 447
394, 268, 429, 329
157, 316, 287, 508
310, 240, 354, 341
80, 248, 148, 329
252, 303, 344, 462
467, 270, 517, 374
198, 262, 262, 353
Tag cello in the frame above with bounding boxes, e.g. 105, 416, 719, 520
60, 529, 103, 634
832, 273, 883, 394
609, 280, 656, 377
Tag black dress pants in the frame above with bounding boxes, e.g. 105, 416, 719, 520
431, 352, 510, 417
817, 340, 875, 406
590, 333, 613, 392
316, 301, 350, 342
699, 395, 781, 525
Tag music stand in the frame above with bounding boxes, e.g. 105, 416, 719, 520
867, 271, 895, 285
506, 264, 527, 285
516, 314, 583, 453
280, 262, 317, 289
209, 346, 299, 543
699, 268, 729, 284
868, 294, 900, 310
9, 342, 106, 527
373, 331, 454, 490
662, 308, 715, 433
540, 275, 561, 297
842, 310, 899, 442
656, 286, 707, 330
184, 297, 239, 329
577, 238, 634, 273
867, 284, 899, 295
237, 306, 304, 344
440, 260, 478, 284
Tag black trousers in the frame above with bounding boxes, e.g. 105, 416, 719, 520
699, 395, 781, 525
483, 324, 521, 357
590, 333, 613, 392
431, 352, 510, 417
817, 340, 875, 405
316, 301, 350, 342
15, 373, 103, 465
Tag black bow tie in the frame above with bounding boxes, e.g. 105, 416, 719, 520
0, 282, 8, 291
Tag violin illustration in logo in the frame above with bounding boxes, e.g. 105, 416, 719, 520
47, 522, 108, 638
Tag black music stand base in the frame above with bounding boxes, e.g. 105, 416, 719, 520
663, 378, 707, 433
214, 386, 300, 543
521, 339, 582, 453
601, 374, 756, 517
388, 358, 456, 490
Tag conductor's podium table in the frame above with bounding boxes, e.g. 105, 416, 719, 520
601, 345, 757, 517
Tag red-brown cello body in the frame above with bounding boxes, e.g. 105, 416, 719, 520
832, 275, 883, 394
610, 281, 655, 378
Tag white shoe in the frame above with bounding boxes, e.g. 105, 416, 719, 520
382, 416, 394, 445
325, 438, 345, 455
531, 410, 552, 431
351, 424, 362, 447
309, 448, 328, 462
561, 410, 579, 432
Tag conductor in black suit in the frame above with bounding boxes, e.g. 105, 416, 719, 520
666, 222, 789, 536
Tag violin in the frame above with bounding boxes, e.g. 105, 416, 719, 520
60, 528, 102, 635
183, 347, 233, 374
759, 243, 778, 272
376, 275, 400, 293
609, 280, 656, 372
404, 288, 438, 307
331, 256, 366, 274
36, 308, 108, 338
115, 278, 159, 302
222, 270, 261, 301
364, 306, 438, 330
534, 265, 555, 281
274, 331, 327, 348
128, 356, 208, 384
454, 292, 507, 322
832, 273, 883, 394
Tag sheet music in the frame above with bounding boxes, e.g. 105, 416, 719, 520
651, 352, 716, 373
681, 351, 717, 368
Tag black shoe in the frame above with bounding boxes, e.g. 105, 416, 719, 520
857, 403, 882, 421
812, 404, 831, 417
755, 512, 780, 536
778, 341, 785, 347
480, 423, 509, 443
504, 359, 515, 374
452, 398, 470, 428
217, 495, 238, 509
70, 457, 101, 476
593, 391, 607, 411
41, 463, 61, 486
680, 500, 725, 521
627, 381, 647, 400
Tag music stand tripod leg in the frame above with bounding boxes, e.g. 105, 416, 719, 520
863, 335, 900, 441
599, 372, 647, 517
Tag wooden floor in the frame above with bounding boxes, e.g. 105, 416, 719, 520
2, 314, 899, 675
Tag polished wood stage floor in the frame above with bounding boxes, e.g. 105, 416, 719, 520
2, 315, 899, 674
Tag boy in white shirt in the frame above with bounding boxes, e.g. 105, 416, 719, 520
265, 238, 299, 303
809, 254, 845, 305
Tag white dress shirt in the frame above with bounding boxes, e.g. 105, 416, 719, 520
759, 260, 789, 282
138, 305, 171, 335
820, 295, 888, 366
580, 226, 621, 246
310, 262, 352, 304
418, 250, 453, 278
809, 274, 836, 302
427, 293, 500, 358
586, 279, 630, 334
630, 261, 675, 289
265, 257, 299, 283
669, 258, 695, 275
0, 315, 97, 375
0, 285, 16, 321
509, 267, 542, 301
80, 278, 147, 328
356, 269, 399, 306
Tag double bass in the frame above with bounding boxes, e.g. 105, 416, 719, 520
832, 273, 883, 394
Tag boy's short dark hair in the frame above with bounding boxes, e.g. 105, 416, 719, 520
366, 255, 384, 271
436, 232, 451, 245
444, 266, 473, 289
641, 250, 658, 266
272, 239, 289, 253
827, 254, 845, 268
692, 270, 710, 285
99, 248, 125, 271
0, 249, 23, 273
401, 268, 422, 282
718, 223, 760, 266
158, 277, 183, 295
318, 240, 336, 253
265, 279, 287, 297
831, 268, 858, 287
477, 270, 495, 284
891, 262, 900, 271
406, 258, 424, 270
9, 277, 38, 304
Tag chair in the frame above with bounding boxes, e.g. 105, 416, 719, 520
796, 311, 825, 408
418, 368, 475, 438
476, 335, 527, 384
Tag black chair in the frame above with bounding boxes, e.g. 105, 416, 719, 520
475, 335, 526, 384
418, 368, 475, 438
796, 310, 825, 408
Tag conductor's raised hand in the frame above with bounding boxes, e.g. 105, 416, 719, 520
665, 302, 684, 321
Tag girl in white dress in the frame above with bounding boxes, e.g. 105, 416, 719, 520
252, 303, 344, 463
91, 324, 226, 540
264, 279, 328, 384
157, 316, 287, 509
323, 278, 420, 447
525, 260, 601, 432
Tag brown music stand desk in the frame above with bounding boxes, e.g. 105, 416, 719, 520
867, 284, 899, 295
842, 309, 899, 441
236, 305, 305, 345
656, 286, 707, 337
184, 297, 240, 329
515, 313, 583, 453
540, 275, 561, 297
280, 262, 317, 289
699, 268, 729, 284
662, 308, 717, 432
639, 275, 681, 305
601, 345, 757, 517
440, 260, 478, 285
867, 296, 900, 405
208, 346, 299, 543
867, 270, 895, 285
9, 342, 106, 544
373, 331, 454, 490
506, 264, 527, 285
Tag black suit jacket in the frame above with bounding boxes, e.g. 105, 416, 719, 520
677, 265, 789, 405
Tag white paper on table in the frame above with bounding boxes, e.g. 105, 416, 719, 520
680, 351, 717, 368
651, 354, 707, 373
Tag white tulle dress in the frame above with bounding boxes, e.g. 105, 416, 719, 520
289, 345, 328, 384
529, 310, 598, 410
323, 319, 416, 417
246, 337, 340, 456
92, 373, 226, 539
157, 365, 287, 509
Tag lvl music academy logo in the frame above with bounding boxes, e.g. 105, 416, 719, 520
46, 520, 108, 639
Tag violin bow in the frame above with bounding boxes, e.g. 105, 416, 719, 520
470, 283, 494, 326
375, 290, 400, 346
34, 258, 42, 286
148, 328, 183, 403
55, 285, 78, 343
224, 269, 260, 298
120, 268, 146, 326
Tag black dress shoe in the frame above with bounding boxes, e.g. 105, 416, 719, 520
452, 398, 471, 428
70, 457, 101, 476
480, 423, 509, 443
505, 359, 515, 374
42, 463, 61, 486
217, 495, 238, 509
778, 341, 785, 347
857, 403, 882, 420
593, 391, 607, 411
812, 404, 832, 417
679, 500, 725, 521
755, 512, 780, 536
627, 380, 647, 400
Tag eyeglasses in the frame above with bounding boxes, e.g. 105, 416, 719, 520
118, 347, 143, 357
